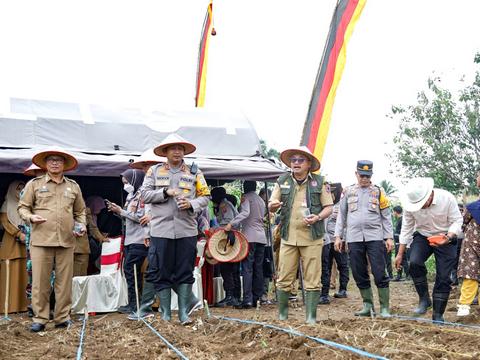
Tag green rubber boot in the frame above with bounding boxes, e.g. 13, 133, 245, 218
177, 283, 193, 325
305, 291, 320, 325
377, 287, 391, 318
138, 280, 156, 316
158, 289, 171, 321
355, 288, 374, 317
277, 289, 290, 320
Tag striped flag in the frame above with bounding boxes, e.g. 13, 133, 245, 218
300, 0, 366, 162
195, 0, 215, 107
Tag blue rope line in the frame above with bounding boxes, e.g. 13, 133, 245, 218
215, 315, 388, 360
390, 314, 480, 330
76, 315, 88, 360
140, 318, 189, 360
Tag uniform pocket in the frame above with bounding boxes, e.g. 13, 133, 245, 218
368, 198, 380, 213
347, 196, 358, 212
63, 192, 76, 208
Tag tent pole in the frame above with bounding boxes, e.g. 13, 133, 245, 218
263, 182, 277, 301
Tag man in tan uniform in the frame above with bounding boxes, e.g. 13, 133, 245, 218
18, 148, 86, 332
269, 146, 333, 324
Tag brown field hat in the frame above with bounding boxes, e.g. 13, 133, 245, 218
280, 146, 320, 172
130, 148, 166, 169
207, 229, 242, 263
32, 147, 78, 172
229, 232, 250, 263
153, 133, 196, 157
23, 163, 43, 177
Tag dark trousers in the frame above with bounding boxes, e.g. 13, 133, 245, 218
348, 240, 389, 289
146, 236, 197, 292
123, 244, 149, 306
384, 246, 393, 277
220, 262, 241, 298
241, 243, 265, 304
394, 242, 409, 276
409, 233, 456, 294
321, 243, 349, 295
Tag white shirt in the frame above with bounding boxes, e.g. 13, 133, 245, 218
399, 188, 463, 246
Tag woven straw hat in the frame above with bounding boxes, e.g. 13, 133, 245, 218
280, 146, 320, 172
229, 231, 250, 263
153, 133, 196, 156
32, 147, 78, 172
130, 148, 166, 169
207, 229, 242, 263
23, 163, 44, 177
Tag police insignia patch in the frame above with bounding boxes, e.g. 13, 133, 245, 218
311, 180, 317, 187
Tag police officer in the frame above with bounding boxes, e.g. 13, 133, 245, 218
319, 182, 349, 304
141, 134, 210, 325
334, 160, 394, 317
269, 146, 333, 324
18, 147, 86, 332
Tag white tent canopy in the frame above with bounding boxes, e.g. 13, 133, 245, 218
0, 98, 286, 181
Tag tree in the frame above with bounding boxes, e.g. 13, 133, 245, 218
378, 179, 396, 196
260, 139, 280, 160
389, 55, 480, 195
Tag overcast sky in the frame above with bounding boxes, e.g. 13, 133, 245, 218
1, 1, 480, 191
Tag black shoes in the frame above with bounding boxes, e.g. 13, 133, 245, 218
55, 319, 74, 328
117, 304, 134, 314
30, 322, 45, 332
334, 290, 348, 298
235, 302, 253, 309
318, 295, 330, 305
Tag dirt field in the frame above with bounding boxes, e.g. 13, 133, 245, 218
1, 281, 480, 360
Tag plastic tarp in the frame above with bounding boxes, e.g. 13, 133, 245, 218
0, 98, 286, 181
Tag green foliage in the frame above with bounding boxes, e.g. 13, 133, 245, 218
390, 54, 480, 196
260, 139, 280, 160
379, 179, 397, 196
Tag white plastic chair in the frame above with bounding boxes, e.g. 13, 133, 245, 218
71, 236, 128, 314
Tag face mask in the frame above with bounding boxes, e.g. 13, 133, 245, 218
123, 183, 134, 194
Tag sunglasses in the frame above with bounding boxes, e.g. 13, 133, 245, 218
290, 157, 307, 164
359, 174, 371, 179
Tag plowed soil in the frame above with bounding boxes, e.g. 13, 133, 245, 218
1, 281, 479, 359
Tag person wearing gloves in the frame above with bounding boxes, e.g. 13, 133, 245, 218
141, 134, 210, 325
395, 177, 463, 322
107, 169, 147, 314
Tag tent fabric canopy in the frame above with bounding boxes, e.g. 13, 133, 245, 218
0, 98, 286, 181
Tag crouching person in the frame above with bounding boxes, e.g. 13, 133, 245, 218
269, 146, 333, 324
141, 134, 210, 325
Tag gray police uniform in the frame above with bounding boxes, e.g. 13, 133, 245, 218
141, 161, 210, 291
334, 184, 393, 289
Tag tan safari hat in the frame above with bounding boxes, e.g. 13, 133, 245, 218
207, 229, 242, 263
153, 133, 196, 156
280, 146, 320, 172
32, 146, 78, 172
130, 148, 166, 169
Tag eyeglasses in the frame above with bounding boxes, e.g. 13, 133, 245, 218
46, 157, 65, 163
359, 174, 371, 179
290, 157, 307, 164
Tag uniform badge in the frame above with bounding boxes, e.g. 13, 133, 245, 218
39, 186, 48, 193
311, 180, 317, 187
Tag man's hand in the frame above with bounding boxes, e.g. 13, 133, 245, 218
385, 238, 394, 253
394, 254, 403, 270
30, 215, 47, 224
176, 197, 192, 210
166, 188, 178, 197
303, 214, 320, 226
334, 237, 344, 252
429, 234, 450, 247
268, 199, 283, 212
18, 232, 26, 243
224, 223, 232, 232
73, 225, 86, 237
144, 238, 150, 247
140, 214, 151, 226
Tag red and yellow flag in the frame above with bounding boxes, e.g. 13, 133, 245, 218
300, 0, 366, 161
195, 0, 215, 107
